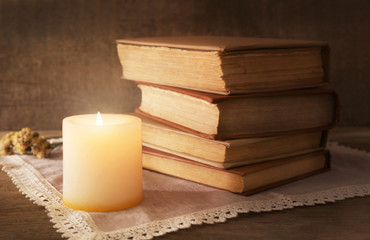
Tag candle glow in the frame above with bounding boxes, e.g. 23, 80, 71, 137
96, 111, 103, 126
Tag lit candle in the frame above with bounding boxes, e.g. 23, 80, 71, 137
62, 113, 142, 212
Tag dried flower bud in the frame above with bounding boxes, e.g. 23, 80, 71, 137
11, 127, 40, 155
33, 137, 52, 159
0, 132, 16, 155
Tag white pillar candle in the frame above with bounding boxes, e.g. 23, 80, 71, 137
63, 113, 142, 212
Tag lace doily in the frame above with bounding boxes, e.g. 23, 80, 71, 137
1, 142, 370, 239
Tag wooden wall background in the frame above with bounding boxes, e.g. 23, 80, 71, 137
0, 0, 369, 130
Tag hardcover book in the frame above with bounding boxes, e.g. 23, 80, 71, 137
117, 36, 329, 95
137, 83, 339, 140
143, 147, 330, 195
139, 114, 329, 169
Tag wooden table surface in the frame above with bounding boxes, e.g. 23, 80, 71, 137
1, 128, 370, 240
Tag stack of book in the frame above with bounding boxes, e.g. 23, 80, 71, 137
116, 36, 338, 195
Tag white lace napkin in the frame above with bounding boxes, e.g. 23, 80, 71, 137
1, 143, 370, 239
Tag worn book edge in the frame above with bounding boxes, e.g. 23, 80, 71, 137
136, 81, 336, 103
126, 78, 329, 96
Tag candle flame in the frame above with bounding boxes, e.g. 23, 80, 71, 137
96, 112, 103, 126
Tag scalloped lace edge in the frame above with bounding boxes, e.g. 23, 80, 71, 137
1, 142, 370, 240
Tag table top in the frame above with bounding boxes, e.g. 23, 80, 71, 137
1, 127, 370, 240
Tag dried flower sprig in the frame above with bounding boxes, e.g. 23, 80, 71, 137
0, 132, 15, 155
0, 127, 58, 159
32, 136, 52, 159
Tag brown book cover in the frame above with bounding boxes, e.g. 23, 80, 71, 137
136, 82, 340, 140
137, 81, 337, 103
143, 146, 330, 195
116, 35, 327, 52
